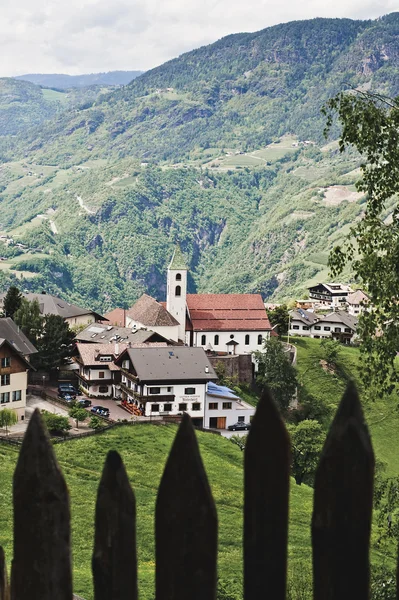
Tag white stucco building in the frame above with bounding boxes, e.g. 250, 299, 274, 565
115, 346, 217, 427
205, 381, 255, 429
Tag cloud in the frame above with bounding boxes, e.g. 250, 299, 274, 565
0, 0, 397, 76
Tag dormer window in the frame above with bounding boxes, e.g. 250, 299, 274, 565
175, 285, 181, 297
176, 273, 182, 281
99, 356, 112, 362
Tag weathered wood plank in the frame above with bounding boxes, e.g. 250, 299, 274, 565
11, 409, 72, 600
312, 381, 374, 600
0, 547, 9, 600
155, 413, 217, 600
92, 450, 137, 600
244, 387, 290, 600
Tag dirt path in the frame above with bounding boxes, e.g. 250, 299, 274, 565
76, 195, 95, 214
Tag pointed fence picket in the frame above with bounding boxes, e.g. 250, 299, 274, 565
0, 383, 383, 599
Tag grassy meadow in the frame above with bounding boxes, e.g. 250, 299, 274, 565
1, 338, 399, 598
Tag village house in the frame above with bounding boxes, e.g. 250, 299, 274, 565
308, 283, 353, 309
0, 318, 37, 421
346, 289, 370, 316
74, 343, 126, 398
205, 381, 255, 430
115, 346, 217, 427
289, 309, 358, 344
0, 291, 105, 327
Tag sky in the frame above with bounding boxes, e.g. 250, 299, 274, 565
1, 0, 398, 76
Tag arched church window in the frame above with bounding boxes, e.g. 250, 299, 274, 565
201, 334, 206, 345
175, 285, 181, 297
258, 334, 263, 345
245, 334, 250, 345
214, 335, 219, 345
176, 273, 182, 281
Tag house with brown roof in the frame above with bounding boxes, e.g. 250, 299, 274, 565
126, 294, 180, 342
346, 289, 370, 316
74, 343, 125, 398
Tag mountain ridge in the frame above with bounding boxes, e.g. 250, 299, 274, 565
15, 71, 144, 90
0, 15, 399, 310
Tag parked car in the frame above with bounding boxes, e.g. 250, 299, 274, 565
58, 384, 77, 398
78, 399, 92, 408
227, 421, 251, 431
91, 405, 110, 417
58, 392, 75, 403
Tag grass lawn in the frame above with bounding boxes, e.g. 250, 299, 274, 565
1, 339, 398, 598
0, 424, 313, 600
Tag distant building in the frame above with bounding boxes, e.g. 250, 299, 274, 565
346, 289, 370, 316
308, 283, 353, 309
0, 291, 105, 327
289, 309, 358, 344
115, 346, 217, 427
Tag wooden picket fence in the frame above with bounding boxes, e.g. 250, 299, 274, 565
0, 381, 376, 600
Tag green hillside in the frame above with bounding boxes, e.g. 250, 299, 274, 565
1, 339, 398, 599
0, 15, 399, 307
0, 423, 314, 600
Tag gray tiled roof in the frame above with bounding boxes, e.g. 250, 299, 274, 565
123, 347, 217, 382
76, 324, 173, 345
23, 293, 104, 320
0, 318, 37, 355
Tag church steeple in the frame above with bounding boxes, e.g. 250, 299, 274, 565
166, 246, 187, 342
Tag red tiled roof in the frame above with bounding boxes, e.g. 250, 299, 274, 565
186, 294, 271, 332
101, 308, 126, 326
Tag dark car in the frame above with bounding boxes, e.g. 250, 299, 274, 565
91, 405, 110, 417
227, 421, 251, 431
58, 384, 77, 398
78, 399, 92, 408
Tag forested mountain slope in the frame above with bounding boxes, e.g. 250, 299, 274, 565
0, 15, 399, 310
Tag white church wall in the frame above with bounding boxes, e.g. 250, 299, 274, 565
193, 330, 270, 355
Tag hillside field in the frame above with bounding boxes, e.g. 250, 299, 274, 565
0, 339, 399, 598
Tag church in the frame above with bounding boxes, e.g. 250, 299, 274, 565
114, 247, 272, 356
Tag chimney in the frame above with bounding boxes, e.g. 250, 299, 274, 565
205, 365, 209, 373
115, 343, 119, 356
127, 341, 131, 348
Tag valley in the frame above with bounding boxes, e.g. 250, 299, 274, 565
0, 14, 398, 310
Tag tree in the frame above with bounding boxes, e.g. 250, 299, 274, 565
287, 420, 324, 485
267, 304, 289, 337
0, 408, 18, 433
229, 434, 247, 451
40, 411, 71, 436
69, 406, 88, 429
34, 314, 75, 371
320, 338, 341, 368
14, 298, 42, 344
89, 415, 104, 430
3, 286, 22, 318
323, 90, 399, 395
254, 337, 297, 414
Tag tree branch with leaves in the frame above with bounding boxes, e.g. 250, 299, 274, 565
323, 90, 399, 395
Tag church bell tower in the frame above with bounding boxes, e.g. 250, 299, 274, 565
166, 246, 187, 343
